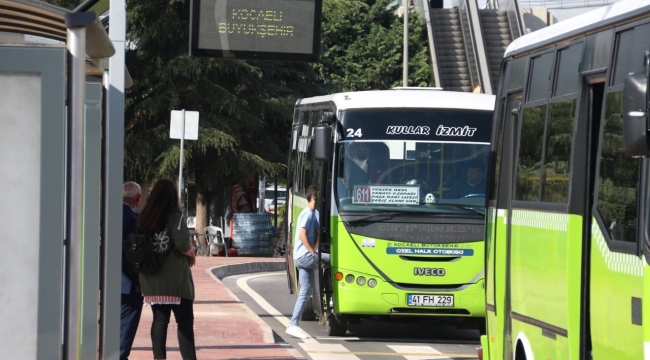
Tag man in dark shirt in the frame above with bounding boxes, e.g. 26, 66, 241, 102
447, 161, 486, 198
121, 182, 143, 360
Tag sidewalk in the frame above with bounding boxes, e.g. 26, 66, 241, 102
128, 257, 302, 360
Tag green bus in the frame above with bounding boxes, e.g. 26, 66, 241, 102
480, 1, 650, 359
285, 88, 495, 336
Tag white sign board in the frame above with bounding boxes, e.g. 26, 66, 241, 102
170, 110, 199, 140
352, 185, 420, 205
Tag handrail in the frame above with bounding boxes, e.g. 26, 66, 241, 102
465, 0, 493, 94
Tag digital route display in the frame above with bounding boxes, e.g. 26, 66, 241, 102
190, 0, 322, 62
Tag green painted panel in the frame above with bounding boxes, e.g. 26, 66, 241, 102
590, 220, 642, 360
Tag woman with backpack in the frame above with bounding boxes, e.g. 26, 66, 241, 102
137, 178, 197, 360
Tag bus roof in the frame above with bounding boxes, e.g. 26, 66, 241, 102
295, 89, 495, 112
504, 0, 650, 58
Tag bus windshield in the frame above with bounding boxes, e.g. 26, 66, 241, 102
333, 108, 492, 214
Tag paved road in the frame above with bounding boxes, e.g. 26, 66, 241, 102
223, 272, 480, 360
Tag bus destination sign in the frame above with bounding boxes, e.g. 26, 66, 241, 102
190, 0, 323, 62
353, 185, 420, 205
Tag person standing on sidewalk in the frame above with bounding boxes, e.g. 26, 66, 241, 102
121, 182, 143, 360
137, 179, 197, 360
286, 185, 329, 339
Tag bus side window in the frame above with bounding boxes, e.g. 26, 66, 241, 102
597, 92, 639, 243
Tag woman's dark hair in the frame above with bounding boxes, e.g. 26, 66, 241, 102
138, 179, 180, 233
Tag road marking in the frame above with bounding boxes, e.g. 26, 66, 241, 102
236, 272, 319, 344
299, 344, 361, 360
307, 350, 477, 358
388, 345, 458, 360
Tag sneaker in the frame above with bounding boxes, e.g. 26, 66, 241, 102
286, 325, 308, 339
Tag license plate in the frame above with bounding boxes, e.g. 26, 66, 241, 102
407, 294, 454, 307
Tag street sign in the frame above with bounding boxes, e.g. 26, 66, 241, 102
170, 110, 199, 140
189, 0, 323, 62
170, 110, 200, 203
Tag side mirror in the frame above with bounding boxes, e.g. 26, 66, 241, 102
623, 52, 650, 157
313, 126, 332, 162
321, 111, 335, 124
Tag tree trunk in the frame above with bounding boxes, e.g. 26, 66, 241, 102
195, 177, 210, 253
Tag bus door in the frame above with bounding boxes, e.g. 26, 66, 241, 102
588, 84, 644, 359
572, 76, 605, 358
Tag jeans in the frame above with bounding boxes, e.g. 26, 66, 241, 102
151, 298, 197, 360
290, 252, 330, 326
120, 292, 143, 360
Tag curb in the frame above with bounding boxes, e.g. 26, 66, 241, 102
211, 260, 287, 280
204, 261, 290, 351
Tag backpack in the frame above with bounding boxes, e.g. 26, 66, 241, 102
124, 233, 167, 274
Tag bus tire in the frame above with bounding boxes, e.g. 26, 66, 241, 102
327, 313, 348, 336
301, 297, 317, 321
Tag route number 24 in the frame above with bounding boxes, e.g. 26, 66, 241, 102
346, 128, 363, 138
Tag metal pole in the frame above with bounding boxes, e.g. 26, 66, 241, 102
403, 0, 409, 87
178, 109, 186, 204
66, 24, 86, 360
274, 179, 278, 226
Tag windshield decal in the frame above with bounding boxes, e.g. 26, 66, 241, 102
387, 248, 474, 256
386, 126, 430, 135
353, 185, 419, 205
435, 125, 477, 137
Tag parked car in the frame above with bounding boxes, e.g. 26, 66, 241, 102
267, 198, 286, 214
261, 185, 286, 212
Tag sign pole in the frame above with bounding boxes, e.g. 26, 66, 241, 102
178, 109, 185, 204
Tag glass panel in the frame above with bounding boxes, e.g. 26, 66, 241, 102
527, 52, 554, 102
612, 29, 635, 86
597, 92, 639, 242
542, 100, 576, 203
335, 140, 490, 214
490, 97, 506, 202
554, 43, 583, 97
516, 105, 547, 201
507, 56, 528, 91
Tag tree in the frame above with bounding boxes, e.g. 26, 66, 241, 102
123, 0, 326, 247
316, 0, 432, 91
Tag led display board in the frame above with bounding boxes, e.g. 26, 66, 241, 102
190, 0, 322, 62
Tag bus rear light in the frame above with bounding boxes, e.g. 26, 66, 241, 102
478, 347, 483, 360
368, 278, 377, 288
345, 274, 354, 283
335, 272, 344, 281
356, 276, 366, 286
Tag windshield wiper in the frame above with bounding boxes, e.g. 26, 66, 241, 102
432, 203, 485, 215
343, 212, 402, 225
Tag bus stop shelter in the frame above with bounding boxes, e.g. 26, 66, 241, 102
0, 0, 128, 358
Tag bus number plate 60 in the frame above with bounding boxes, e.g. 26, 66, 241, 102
355, 186, 370, 203
407, 294, 454, 307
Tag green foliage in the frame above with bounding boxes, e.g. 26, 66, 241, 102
123, 0, 325, 185
317, 0, 432, 91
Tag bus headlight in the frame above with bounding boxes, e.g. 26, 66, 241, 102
368, 278, 377, 288
356, 276, 366, 286
345, 274, 354, 283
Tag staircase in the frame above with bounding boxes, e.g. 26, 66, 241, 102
430, 8, 473, 92
479, 9, 513, 87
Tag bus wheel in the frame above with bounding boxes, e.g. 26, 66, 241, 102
327, 313, 348, 336
301, 297, 317, 321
